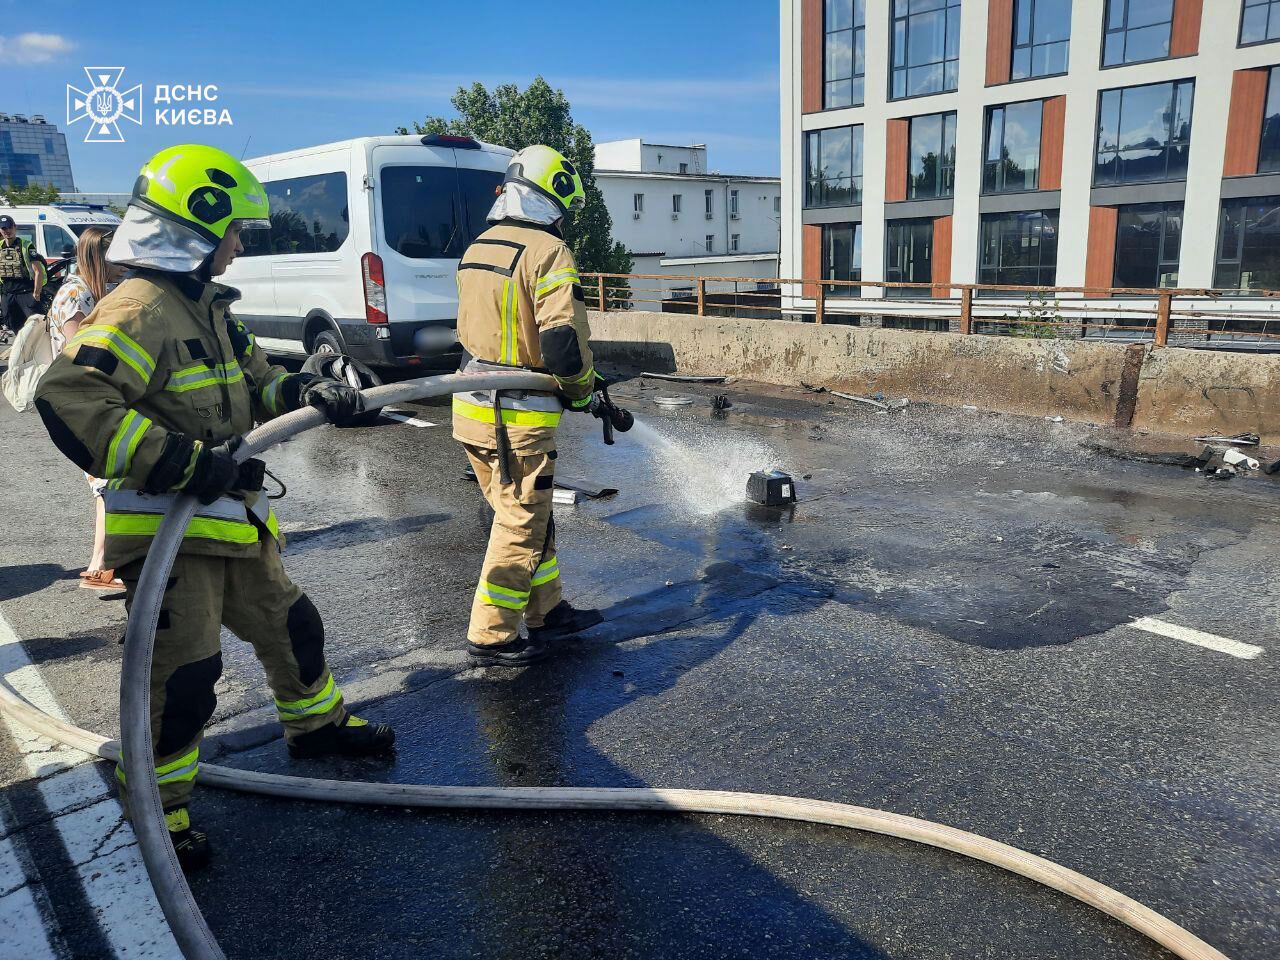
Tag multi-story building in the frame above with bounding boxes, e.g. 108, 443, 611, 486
0, 114, 75, 191
780, 0, 1280, 335
595, 139, 782, 295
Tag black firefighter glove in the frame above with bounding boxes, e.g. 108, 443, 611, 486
300, 376, 366, 426
182, 436, 265, 505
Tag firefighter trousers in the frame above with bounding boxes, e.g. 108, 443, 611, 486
116, 538, 345, 812
462, 443, 562, 646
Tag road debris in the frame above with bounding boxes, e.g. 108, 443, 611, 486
1194, 432, 1259, 446
711, 394, 732, 411
1044, 415, 1064, 423
555, 479, 619, 499
653, 395, 695, 406
831, 392, 889, 411
1223, 449, 1261, 470
1263, 458, 1280, 476
552, 488, 578, 506
747, 470, 798, 506
641, 372, 728, 383
801, 382, 828, 394
1082, 442, 1203, 468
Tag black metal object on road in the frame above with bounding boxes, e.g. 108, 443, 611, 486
747, 470, 797, 506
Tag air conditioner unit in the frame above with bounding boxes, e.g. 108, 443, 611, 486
671, 213, 679, 220
705, 212, 713, 220
730, 212, 740, 220
633, 212, 641, 219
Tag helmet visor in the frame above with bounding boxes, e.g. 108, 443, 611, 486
231, 217, 270, 231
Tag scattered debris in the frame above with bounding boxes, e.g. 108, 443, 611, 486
1082, 442, 1203, 468
653, 394, 694, 406
1044, 415, 1064, 423
1263, 458, 1280, 476
962, 404, 979, 412
888, 398, 910, 411
831, 391, 889, 411
1223, 449, 1261, 470
779, 543, 794, 551
664, 580, 674, 587
747, 470, 798, 506
711, 394, 732, 411
555, 479, 619, 499
802, 473, 813, 480
1194, 432, 1259, 446
552, 488, 578, 506
1202, 467, 1236, 482
640, 371, 728, 383
462, 464, 477, 482
801, 382, 827, 393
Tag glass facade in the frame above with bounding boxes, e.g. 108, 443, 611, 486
805, 126, 864, 207
1215, 196, 1280, 290
983, 101, 1043, 194
1103, 0, 1174, 66
978, 211, 1059, 292
885, 219, 935, 297
0, 120, 75, 191
891, 0, 962, 100
1113, 203, 1182, 288
825, 0, 866, 108
1094, 80, 1194, 186
1261, 68, 1280, 173
1241, 0, 1280, 45
1012, 0, 1071, 79
823, 222, 863, 296
908, 112, 957, 200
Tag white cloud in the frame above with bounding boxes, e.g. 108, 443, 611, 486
0, 32, 75, 64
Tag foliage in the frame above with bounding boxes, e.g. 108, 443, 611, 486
397, 77, 632, 279
1004, 293, 1065, 339
2, 181, 61, 205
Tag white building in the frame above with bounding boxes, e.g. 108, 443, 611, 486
594, 139, 782, 299
780, 0, 1280, 342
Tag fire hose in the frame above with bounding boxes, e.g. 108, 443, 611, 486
0, 371, 1231, 960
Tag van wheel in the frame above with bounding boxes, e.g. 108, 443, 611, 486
311, 329, 343, 357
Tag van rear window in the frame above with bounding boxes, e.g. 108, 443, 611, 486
381, 165, 502, 259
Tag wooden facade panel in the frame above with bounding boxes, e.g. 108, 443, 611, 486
1084, 206, 1119, 293
932, 216, 953, 297
986, 0, 1014, 86
1039, 96, 1066, 191
1224, 68, 1270, 178
802, 0, 823, 114
803, 223, 823, 299
1170, 0, 1204, 59
885, 119, 910, 203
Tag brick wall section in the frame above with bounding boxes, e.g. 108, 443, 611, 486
986, 0, 1014, 85
1170, 0, 1204, 59
1039, 96, 1066, 191
885, 119, 910, 203
802, 0, 823, 113
1084, 206, 1119, 293
1224, 68, 1270, 177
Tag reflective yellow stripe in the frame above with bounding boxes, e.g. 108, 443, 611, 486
104, 512, 260, 544
556, 364, 596, 389
116, 747, 200, 786
70, 327, 156, 382
105, 410, 152, 478
531, 557, 560, 587
165, 361, 245, 393
262, 372, 288, 415
536, 268, 580, 296
477, 579, 530, 610
499, 278, 518, 365
276, 674, 343, 718
452, 396, 561, 428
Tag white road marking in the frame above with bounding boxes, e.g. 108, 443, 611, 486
1130, 617, 1265, 660
0, 834, 59, 960
0, 607, 181, 959
381, 410, 437, 428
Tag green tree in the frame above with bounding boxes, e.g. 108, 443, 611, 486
3, 181, 61, 205
397, 77, 632, 284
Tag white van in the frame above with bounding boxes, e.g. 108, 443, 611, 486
222, 134, 513, 369
0, 203, 121, 262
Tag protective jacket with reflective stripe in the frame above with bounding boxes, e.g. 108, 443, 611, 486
452, 220, 595, 454
35, 271, 310, 567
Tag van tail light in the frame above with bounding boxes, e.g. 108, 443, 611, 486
361, 252, 388, 324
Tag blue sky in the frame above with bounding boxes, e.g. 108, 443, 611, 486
0, 0, 781, 192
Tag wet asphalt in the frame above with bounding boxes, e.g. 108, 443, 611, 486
1, 367, 1277, 959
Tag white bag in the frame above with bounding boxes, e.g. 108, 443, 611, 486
1, 313, 55, 412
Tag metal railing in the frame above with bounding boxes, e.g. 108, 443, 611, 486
581, 273, 1280, 348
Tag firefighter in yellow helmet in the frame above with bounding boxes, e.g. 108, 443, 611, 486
35, 144, 395, 872
453, 145, 603, 666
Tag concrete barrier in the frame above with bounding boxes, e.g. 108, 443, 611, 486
587, 310, 1280, 442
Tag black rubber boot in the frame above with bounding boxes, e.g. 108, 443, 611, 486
527, 600, 604, 644
287, 715, 396, 759
165, 808, 212, 874
467, 634, 549, 667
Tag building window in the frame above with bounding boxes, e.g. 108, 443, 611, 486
825, 0, 867, 108
805, 126, 864, 207
1012, 0, 1071, 79
891, 0, 962, 100
673, 194, 682, 214
908, 112, 957, 200
1241, 0, 1280, 46
730, 189, 740, 217
885, 219, 935, 297
705, 235, 715, 252
1103, 0, 1174, 67
705, 189, 715, 217
983, 101, 1043, 194
679, 162, 689, 174
1261, 68, 1280, 172
1094, 80, 1194, 186
634, 193, 644, 213
1215, 196, 1280, 290
731, 233, 741, 252
1113, 202, 1182, 288
822, 222, 862, 297
978, 210, 1059, 293
774, 196, 782, 213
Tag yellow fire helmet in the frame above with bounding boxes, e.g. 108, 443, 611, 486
503, 145, 586, 214
129, 143, 270, 243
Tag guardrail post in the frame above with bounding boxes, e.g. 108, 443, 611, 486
597, 275, 607, 312
696, 277, 706, 316
959, 287, 973, 335
815, 281, 826, 325
1154, 292, 1171, 347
